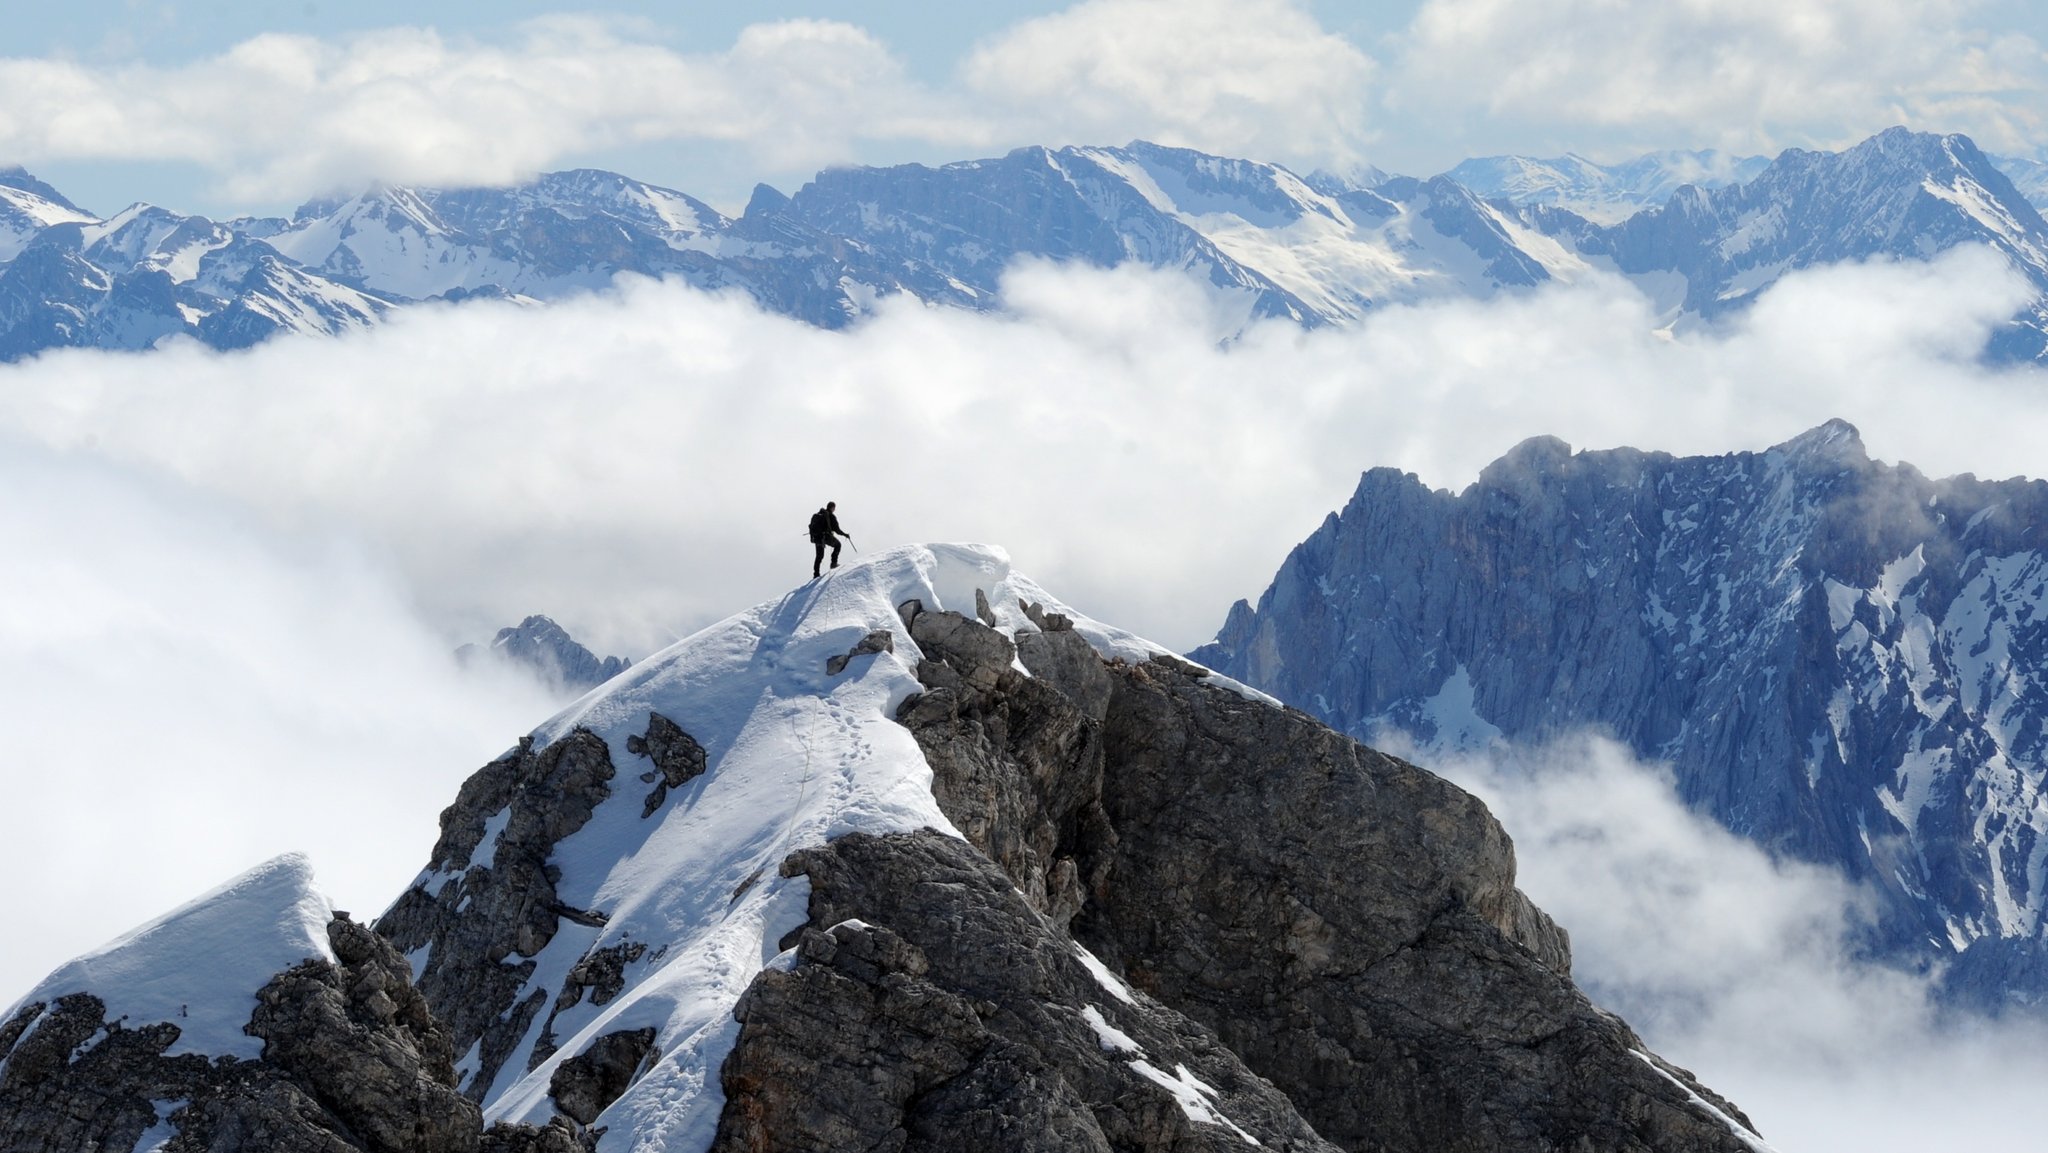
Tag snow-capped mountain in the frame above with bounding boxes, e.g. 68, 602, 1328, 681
1193, 423, 2048, 1010
2, 126, 2044, 361
1445, 149, 1770, 224
1992, 154, 2048, 213
1525, 127, 2048, 354
456, 614, 632, 696
0, 168, 96, 263
2, 544, 1766, 1152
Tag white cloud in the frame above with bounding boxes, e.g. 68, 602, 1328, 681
0, 441, 555, 1004
1413, 733, 2048, 1153
0, 17, 983, 203
1389, 0, 2048, 157
0, 2, 1383, 209
0, 247, 2040, 660
960, 0, 1378, 167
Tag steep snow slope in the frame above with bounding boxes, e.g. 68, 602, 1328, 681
380, 543, 1189, 1142
1, 855, 334, 1064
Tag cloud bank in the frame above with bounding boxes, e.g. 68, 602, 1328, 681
6, 0, 2046, 209
0, 245, 2041, 659
1415, 734, 2048, 1153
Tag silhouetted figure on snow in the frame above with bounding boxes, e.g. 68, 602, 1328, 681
809, 502, 851, 578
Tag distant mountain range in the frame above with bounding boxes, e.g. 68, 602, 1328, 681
3, 127, 2047, 361
1193, 422, 2048, 1012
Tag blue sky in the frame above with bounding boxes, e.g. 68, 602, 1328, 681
8, 2, 2048, 220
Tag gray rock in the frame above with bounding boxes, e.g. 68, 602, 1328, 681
825, 629, 895, 676
894, 610, 1754, 1153
549, 1027, 656, 1126
0, 915, 484, 1153
626, 711, 707, 816
376, 727, 619, 1102
1018, 599, 1073, 633
711, 835, 1343, 1153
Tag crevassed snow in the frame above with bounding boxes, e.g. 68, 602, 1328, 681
2, 854, 333, 1061
461, 543, 1186, 1149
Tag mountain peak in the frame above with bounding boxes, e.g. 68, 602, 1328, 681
1769, 417, 1867, 464
0, 165, 85, 214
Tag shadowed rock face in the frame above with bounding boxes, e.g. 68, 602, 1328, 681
0, 915, 484, 1153
1192, 422, 2048, 1011
713, 602, 1758, 1153
377, 726, 620, 1103
714, 833, 1344, 1153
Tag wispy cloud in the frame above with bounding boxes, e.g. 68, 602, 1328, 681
0, 3, 1374, 207
4, 2, 2046, 208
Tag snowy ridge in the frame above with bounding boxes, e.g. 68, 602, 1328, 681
0, 854, 333, 1064
407, 543, 1187, 1143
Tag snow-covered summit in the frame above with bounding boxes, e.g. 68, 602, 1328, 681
382, 543, 1192, 1140
1, 854, 334, 1064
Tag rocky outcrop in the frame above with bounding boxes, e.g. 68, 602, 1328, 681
626, 712, 707, 816
376, 726, 619, 1101
1192, 422, 2048, 1011
825, 629, 895, 676
0, 915, 487, 1153
873, 601, 1756, 1153
548, 1027, 656, 1127
712, 833, 1344, 1152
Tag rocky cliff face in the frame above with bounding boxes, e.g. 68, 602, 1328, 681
1194, 422, 2048, 1011
5, 545, 1767, 1150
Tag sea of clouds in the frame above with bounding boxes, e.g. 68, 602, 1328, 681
2, 250, 2044, 1150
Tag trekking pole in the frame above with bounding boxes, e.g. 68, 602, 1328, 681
847, 537, 861, 554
